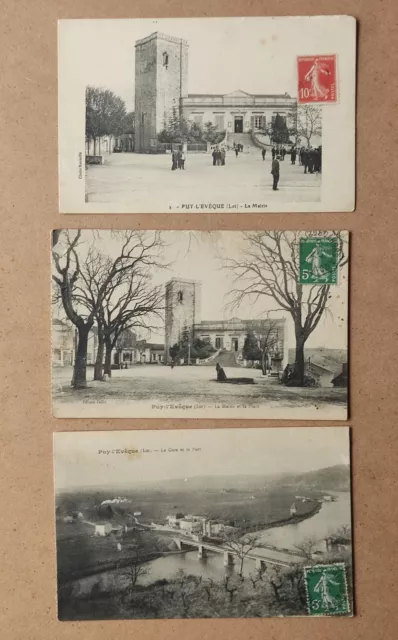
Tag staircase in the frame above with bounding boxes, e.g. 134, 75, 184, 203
200, 349, 241, 368
227, 132, 257, 150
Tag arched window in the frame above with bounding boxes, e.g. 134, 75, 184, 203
178, 291, 183, 303
163, 52, 169, 69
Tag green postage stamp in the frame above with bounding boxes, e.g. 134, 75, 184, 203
299, 236, 338, 285
304, 563, 350, 616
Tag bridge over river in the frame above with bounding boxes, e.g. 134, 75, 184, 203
173, 536, 305, 570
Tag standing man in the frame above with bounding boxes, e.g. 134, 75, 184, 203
262, 148, 266, 161
291, 148, 297, 165
212, 148, 217, 166
171, 147, 178, 171
221, 148, 226, 166
179, 150, 186, 170
271, 154, 280, 191
235, 146, 239, 159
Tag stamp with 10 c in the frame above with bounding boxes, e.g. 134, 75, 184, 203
299, 236, 338, 285
304, 563, 350, 616
297, 55, 337, 104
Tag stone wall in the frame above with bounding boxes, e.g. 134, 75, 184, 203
135, 33, 188, 153
164, 278, 201, 363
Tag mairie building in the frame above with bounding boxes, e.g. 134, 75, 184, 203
134, 31, 296, 152
164, 277, 288, 371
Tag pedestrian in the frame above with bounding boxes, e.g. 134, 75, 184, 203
302, 149, 309, 174
235, 147, 239, 158
307, 148, 315, 174
262, 148, 266, 160
291, 148, 297, 165
299, 147, 304, 166
212, 148, 217, 166
179, 150, 186, 170
216, 362, 227, 382
171, 149, 178, 171
221, 148, 226, 166
271, 154, 280, 190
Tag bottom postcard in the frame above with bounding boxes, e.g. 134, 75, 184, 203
54, 427, 353, 620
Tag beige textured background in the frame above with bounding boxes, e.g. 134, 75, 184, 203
0, 1, 397, 638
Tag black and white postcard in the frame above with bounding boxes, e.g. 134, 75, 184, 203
52, 230, 349, 420
58, 16, 356, 213
54, 427, 353, 620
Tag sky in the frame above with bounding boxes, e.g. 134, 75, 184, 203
52, 230, 348, 349
59, 17, 319, 111
54, 427, 350, 491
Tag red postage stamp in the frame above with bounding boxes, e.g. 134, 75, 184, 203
297, 55, 337, 104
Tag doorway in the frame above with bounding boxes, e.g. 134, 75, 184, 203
234, 117, 243, 133
232, 338, 239, 352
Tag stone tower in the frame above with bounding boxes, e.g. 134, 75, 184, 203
164, 278, 202, 364
134, 32, 189, 153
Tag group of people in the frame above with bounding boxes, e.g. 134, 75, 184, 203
299, 147, 322, 174
171, 148, 186, 171
270, 144, 322, 190
212, 147, 226, 166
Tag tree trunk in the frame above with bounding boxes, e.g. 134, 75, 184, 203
93, 137, 97, 156
294, 336, 306, 386
261, 350, 267, 376
72, 326, 89, 389
104, 338, 113, 377
94, 330, 104, 380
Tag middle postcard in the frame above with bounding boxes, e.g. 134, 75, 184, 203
52, 230, 349, 420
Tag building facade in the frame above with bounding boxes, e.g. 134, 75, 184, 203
182, 90, 295, 135
134, 32, 295, 152
164, 277, 288, 370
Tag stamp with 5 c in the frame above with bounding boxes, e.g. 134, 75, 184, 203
304, 563, 350, 616
299, 236, 338, 285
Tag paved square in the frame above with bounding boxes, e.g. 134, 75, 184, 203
86, 150, 321, 210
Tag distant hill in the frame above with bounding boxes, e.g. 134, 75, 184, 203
57, 464, 350, 496
288, 348, 347, 374
131, 464, 350, 493
275, 464, 350, 492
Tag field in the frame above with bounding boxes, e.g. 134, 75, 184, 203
56, 484, 323, 583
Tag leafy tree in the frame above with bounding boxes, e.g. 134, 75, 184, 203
86, 86, 127, 154
242, 331, 261, 363
270, 113, 290, 144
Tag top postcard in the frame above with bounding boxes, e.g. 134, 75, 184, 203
58, 16, 356, 214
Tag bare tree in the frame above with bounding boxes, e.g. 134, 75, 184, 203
222, 527, 264, 577
52, 230, 165, 388
223, 231, 348, 386
294, 535, 319, 561
256, 319, 279, 375
288, 104, 322, 148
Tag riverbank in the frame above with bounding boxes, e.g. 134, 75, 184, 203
241, 500, 322, 536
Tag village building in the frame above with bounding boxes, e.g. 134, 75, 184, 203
164, 277, 288, 370
134, 31, 296, 153
94, 522, 113, 537
289, 503, 297, 517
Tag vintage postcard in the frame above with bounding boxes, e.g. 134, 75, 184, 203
54, 427, 353, 620
58, 16, 356, 213
52, 230, 349, 420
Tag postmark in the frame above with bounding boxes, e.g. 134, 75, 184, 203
304, 563, 350, 616
297, 55, 337, 103
299, 236, 338, 285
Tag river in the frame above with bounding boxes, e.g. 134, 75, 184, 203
72, 492, 351, 594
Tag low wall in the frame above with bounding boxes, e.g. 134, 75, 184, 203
86, 155, 103, 165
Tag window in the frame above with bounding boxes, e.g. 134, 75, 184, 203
178, 291, 184, 303
214, 114, 224, 130
254, 115, 266, 129
163, 52, 169, 68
